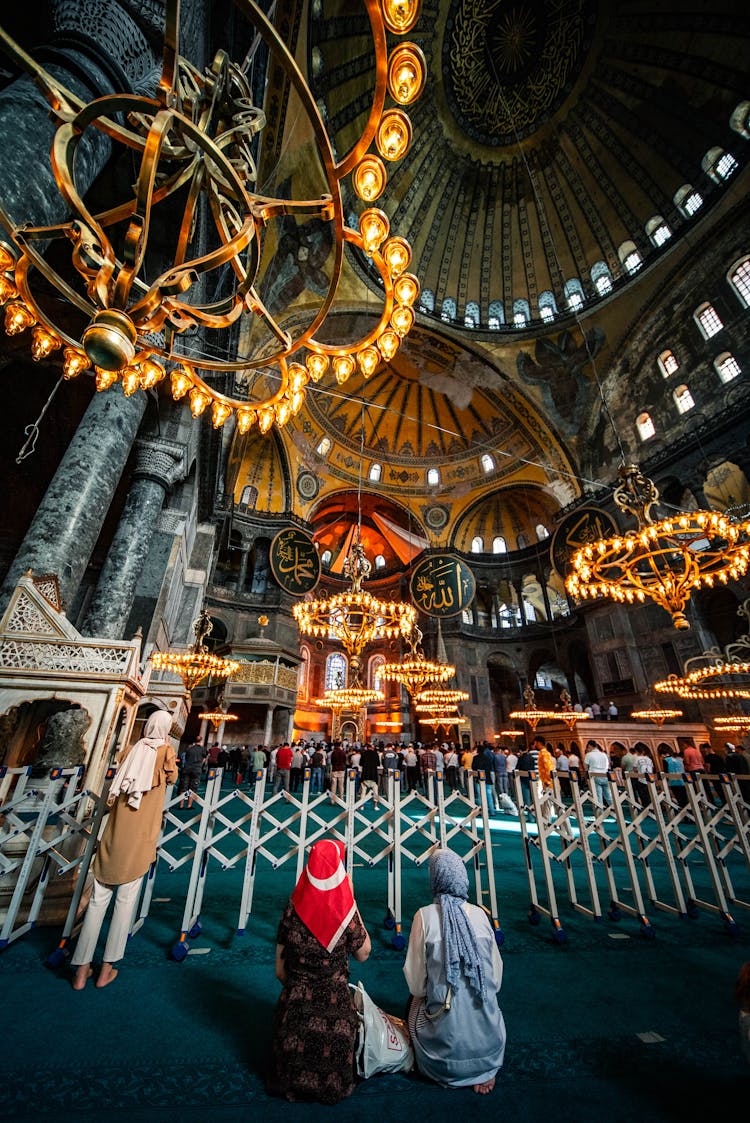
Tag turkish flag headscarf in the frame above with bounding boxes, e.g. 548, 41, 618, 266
291, 839, 355, 952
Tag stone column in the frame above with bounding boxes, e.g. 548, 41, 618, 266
81, 438, 185, 637
263, 705, 276, 746
514, 580, 527, 627
539, 574, 552, 623
237, 546, 250, 594
286, 710, 295, 743
1, 391, 148, 611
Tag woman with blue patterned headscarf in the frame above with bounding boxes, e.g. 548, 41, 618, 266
403, 848, 506, 1093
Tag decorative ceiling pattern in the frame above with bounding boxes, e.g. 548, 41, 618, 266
311, 0, 750, 330
453, 485, 561, 551
229, 429, 289, 514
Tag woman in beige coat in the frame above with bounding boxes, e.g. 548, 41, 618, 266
71, 709, 178, 989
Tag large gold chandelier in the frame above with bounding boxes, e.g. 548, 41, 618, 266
293, 538, 416, 681
630, 706, 684, 726
509, 684, 588, 731
566, 465, 750, 630
151, 610, 239, 694
198, 709, 239, 731
380, 625, 455, 697
0, 0, 424, 432
314, 685, 384, 711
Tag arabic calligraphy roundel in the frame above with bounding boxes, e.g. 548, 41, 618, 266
270, 528, 321, 595
550, 506, 619, 580
409, 554, 476, 618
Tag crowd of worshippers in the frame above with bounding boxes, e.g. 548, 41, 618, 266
174, 736, 750, 814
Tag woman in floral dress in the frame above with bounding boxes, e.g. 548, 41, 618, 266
268, 839, 371, 1103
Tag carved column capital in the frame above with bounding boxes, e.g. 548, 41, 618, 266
132, 437, 186, 491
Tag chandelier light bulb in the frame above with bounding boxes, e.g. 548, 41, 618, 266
393, 272, 420, 306
258, 406, 275, 433
120, 366, 141, 396
359, 208, 390, 254
189, 387, 209, 416
170, 366, 192, 399
138, 356, 166, 389
333, 354, 356, 384
0, 243, 16, 271
383, 237, 412, 277
357, 346, 380, 378
275, 398, 292, 427
211, 399, 232, 428
390, 305, 414, 336
377, 329, 400, 361
353, 155, 387, 202
94, 367, 118, 392
289, 388, 306, 415
62, 347, 89, 379
236, 408, 256, 434
0, 274, 18, 304
388, 44, 426, 105
306, 352, 329, 382
376, 110, 412, 161
30, 325, 61, 361
382, 0, 421, 36
5, 300, 35, 335
288, 363, 309, 393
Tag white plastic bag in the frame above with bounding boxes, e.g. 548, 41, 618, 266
350, 981, 414, 1078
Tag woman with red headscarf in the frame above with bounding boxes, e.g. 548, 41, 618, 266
268, 839, 371, 1103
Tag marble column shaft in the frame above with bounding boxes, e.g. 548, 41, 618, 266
1, 390, 147, 611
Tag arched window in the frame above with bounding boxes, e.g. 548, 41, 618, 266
694, 302, 724, 339
672, 384, 695, 414
646, 215, 672, 247
440, 297, 456, 323
240, 484, 258, 508
471, 535, 484, 553
374, 554, 386, 569
513, 298, 530, 327
488, 300, 505, 329
298, 646, 310, 700
538, 290, 557, 321
320, 549, 332, 567
419, 288, 435, 313
564, 277, 585, 310
591, 261, 613, 296
369, 654, 385, 690
674, 184, 703, 218
730, 100, 750, 139
427, 467, 440, 487
714, 352, 741, 383
618, 240, 642, 274
369, 462, 382, 482
481, 453, 495, 473
325, 652, 347, 691
311, 46, 324, 77
464, 300, 480, 328
657, 349, 679, 378
316, 436, 332, 456
516, 532, 529, 549
536, 523, 550, 540
702, 146, 738, 183
728, 256, 750, 307
492, 535, 507, 554
636, 412, 656, 441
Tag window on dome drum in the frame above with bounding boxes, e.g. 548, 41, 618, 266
492, 535, 507, 553
427, 467, 440, 487
471, 535, 484, 553
657, 349, 679, 378
534, 671, 552, 690
462, 608, 473, 624
730, 100, 750, 139
440, 297, 456, 323
703, 146, 738, 183
538, 290, 557, 321
369, 462, 382, 482
516, 532, 529, 549
316, 436, 332, 456
728, 257, 750, 307
419, 288, 435, 313
464, 301, 480, 328
325, 652, 347, 691
513, 298, 530, 327
636, 412, 655, 441
591, 262, 613, 296
694, 302, 724, 339
673, 384, 695, 414
481, 453, 495, 473
320, 549, 332, 567
374, 554, 386, 569
564, 278, 584, 310
240, 484, 258, 508
646, 216, 672, 247
619, 241, 642, 274
488, 300, 505, 329
675, 184, 702, 217
714, 352, 741, 383
536, 524, 550, 541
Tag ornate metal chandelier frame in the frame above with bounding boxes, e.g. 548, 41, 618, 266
150, 609, 239, 694
566, 465, 750, 630
379, 625, 455, 697
0, 0, 424, 432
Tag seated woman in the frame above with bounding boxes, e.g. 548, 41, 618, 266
268, 839, 371, 1104
404, 848, 506, 1094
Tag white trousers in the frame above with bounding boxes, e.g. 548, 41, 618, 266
71, 875, 142, 965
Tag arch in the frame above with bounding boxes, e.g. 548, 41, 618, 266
657, 349, 679, 378
513, 298, 530, 327
714, 352, 741, 383
702, 146, 738, 183
727, 255, 750, 308
535, 523, 549, 540
564, 277, 584, 310
440, 297, 456, 323
427, 467, 440, 487
471, 535, 484, 553
419, 288, 435, 313
729, 100, 750, 138
618, 240, 642, 274
636, 412, 655, 441
316, 436, 332, 456
368, 653, 385, 690
674, 183, 702, 217
481, 453, 495, 474
320, 548, 332, 567
240, 484, 258, 508
325, 652, 347, 690
645, 215, 671, 247
374, 553, 386, 569
672, 384, 695, 414
369, 462, 382, 482
298, 646, 311, 700
538, 290, 557, 321
492, 535, 507, 554
693, 301, 724, 339
464, 300, 480, 328
590, 261, 613, 296
488, 299, 505, 329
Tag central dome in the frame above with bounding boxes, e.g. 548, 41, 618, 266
443, 0, 598, 145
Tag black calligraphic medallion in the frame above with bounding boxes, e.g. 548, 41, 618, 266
409, 554, 476, 618
270, 528, 320, 595
550, 507, 619, 580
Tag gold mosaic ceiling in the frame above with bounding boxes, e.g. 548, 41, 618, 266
311, 0, 749, 328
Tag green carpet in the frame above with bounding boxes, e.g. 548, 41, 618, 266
2, 794, 749, 1122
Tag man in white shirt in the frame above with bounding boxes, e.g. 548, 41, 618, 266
584, 740, 611, 807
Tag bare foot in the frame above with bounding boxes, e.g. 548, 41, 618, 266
96, 964, 119, 988
473, 1077, 496, 1095
72, 965, 93, 991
